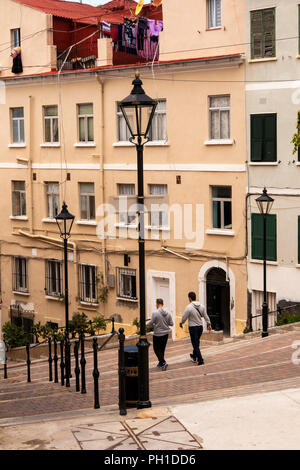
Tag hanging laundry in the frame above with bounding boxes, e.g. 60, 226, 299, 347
135, 0, 144, 16
153, 0, 163, 6
11, 47, 23, 74
137, 17, 148, 52
101, 21, 111, 38
111, 24, 119, 43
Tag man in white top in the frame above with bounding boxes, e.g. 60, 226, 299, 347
180, 291, 212, 365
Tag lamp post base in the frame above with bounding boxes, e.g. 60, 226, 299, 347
137, 400, 152, 409
262, 302, 269, 338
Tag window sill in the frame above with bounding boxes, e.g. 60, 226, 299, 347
79, 301, 99, 307
116, 297, 138, 303
10, 215, 28, 221
250, 259, 278, 266
13, 291, 30, 296
74, 142, 96, 148
206, 26, 224, 31
248, 57, 277, 63
45, 295, 63, 301
204, 139, 234, 146
113, 141, 170, 147
145, 226, 171, 232
206, 229, 235, 236
295, 162, 300, 166
76, 220, 97, 226
248, 162, 278, 166
115, 223, 138, 229
8, 143, 26, 148
40, 143, 61, 148
42, 218, 57, 223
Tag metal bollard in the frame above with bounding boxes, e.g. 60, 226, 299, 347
65, 336, 70, 388
3, 341, 8, 379
53, 334, 58, 383
48, 337, 53, 382
111, 318, 115, 333
118, 328, 127, 416
26, 343, 31, 383
74, 340, 80, 392
60, 340, 65, 386
80, 330, 86, 394
93, 338, 100, 409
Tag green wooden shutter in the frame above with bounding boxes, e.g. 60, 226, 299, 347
263, 114, 277, 162
251, 213, 277, 261
251, 10, 263, 59
251, 115, 264, 161
262, 9, 276, 57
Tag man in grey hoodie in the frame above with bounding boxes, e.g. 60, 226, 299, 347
147, 298, 174, 371
180, 291, 212, 365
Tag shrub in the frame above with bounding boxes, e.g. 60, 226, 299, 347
2, 322, 29, 348
276, 313, 300, 326
132, 317, 154, 335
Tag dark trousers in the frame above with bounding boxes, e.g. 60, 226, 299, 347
153, 334, 169, 366
189, 326, 204, 364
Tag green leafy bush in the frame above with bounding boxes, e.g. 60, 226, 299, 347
276, 313, 300, 326
2, 322, 29, 348
132, 317, 154, 335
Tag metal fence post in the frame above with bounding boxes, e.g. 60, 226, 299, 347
74, 340, 80, 392
118, 328, 127, 416
3, 341, 8, 379
93, 337, 100, 409
80, 330, 86, 394
48, 337, 53, 382
26, 343, 31, 383
60, 340, 65, 386
111, 318, 115, 333
65, 336, 70, 388
53, 334, 58, 383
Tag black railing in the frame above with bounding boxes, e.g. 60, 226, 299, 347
249, 303, 300, 332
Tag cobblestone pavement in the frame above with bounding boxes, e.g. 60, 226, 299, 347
0, 329, 300, 422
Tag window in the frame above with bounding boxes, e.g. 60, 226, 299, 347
45, 260, 62, 297
78, 104, 94, 143
251, 213, 277, 261
251, 8, 276, 59
117, 100, 167, 142
80, 264, 97, 303
149, 184, 168, 227
44, 106, 59, 143
209, 96, 230, 140
118, 184, 136, 225
208, 0, 222, 29
11, 28, 21, 48
117, 267, 137, 300
149, 100, 167, 142
79, 183, 95, 220
298, 216, 300, 265
212, 186, 232, 229
13, 257, 28, 293
11, 107, 24, 144
46, 182, 60, 219
251, 114, 277, 162
12, 181, 26, 217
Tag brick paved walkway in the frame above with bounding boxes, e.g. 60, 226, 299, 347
0, 330, 299, 421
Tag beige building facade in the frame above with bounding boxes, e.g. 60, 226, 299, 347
0, 0, 247, 339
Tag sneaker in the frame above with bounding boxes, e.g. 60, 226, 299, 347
190, 354, 197, 363
197, 361, 205, 366
161, 362, 168, 371
156, 362, 160, 368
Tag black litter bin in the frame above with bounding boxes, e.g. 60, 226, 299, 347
124, 345, 138, 407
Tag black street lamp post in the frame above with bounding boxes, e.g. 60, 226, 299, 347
55, 202, 75, 387
255, 188, 274, 338
118, 72, 157, 409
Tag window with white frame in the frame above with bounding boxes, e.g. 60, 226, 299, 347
211, 186, 232, 229
46, 182, 59, 219
44, 106, 59, 143
118, 183, 136, 225
12, 181, 26, 217
13, 256, 28, 293
79, 183, 95, 220
11, 28, 21, 48
208, 0, 222, 29
45, 260, 62, 297
117, 267, 137, 300
149, 184, 168, 228
209, 95, 230, 140
149, 100, 167, 142
11, 107, 25, 144
79, 264, 97, 303
78, 103, 94, 143
117, 100, 167, 142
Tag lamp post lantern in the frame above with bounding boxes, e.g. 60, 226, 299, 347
255, 188, 274, 338
55, 202, 75, 386
118, 72, 157, 409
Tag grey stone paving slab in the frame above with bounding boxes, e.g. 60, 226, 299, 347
79, 437, 128, 450
140, 438, 201, 451
141, 430, 200, 446
138, 416, 185, 435
125, 417, 167, 433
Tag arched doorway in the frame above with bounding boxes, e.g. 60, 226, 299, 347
206, 268, 230, 336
